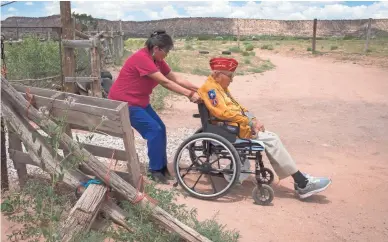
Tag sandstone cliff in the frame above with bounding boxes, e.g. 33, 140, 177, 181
2, 15, 388, 40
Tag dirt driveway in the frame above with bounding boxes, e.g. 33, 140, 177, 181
159, 51, 388, 242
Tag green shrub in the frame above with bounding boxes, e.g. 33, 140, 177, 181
330, 45, 338, 50
184, 43, 194, 50
166, 52, 181, 72
197, 35, 212, 41
4, 36, 61, 80
125, 38, 145, 50
307, 47, 312, 51
248, 60, 275, 73
242, 51, 250, 56
260, 44, 273, 50
229, 46, 241, 53
245, 44, 254, 51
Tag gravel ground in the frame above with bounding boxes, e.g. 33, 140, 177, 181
4, 124, 198, 190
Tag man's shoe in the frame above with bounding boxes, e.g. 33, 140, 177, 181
149, 171, 169, 184
295, 174, 331, 199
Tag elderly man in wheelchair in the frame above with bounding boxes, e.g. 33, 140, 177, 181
173, 57, 331, 205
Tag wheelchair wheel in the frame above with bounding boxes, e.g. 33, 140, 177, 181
174, 132, 241, 200
252, 184, 274, 205
188, 127, 203, 162
256, 168, 275, 185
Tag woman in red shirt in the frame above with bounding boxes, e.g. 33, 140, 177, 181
108, 30, 200, 183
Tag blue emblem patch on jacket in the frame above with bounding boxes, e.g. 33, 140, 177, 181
208, 89, 216, 100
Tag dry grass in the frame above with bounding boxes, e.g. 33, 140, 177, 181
170, 39, 275, 76
124, 38, 276, 77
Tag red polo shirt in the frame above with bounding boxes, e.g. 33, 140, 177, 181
108, 47, 171, 108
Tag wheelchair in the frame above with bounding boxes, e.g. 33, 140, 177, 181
173, 103, 275, 205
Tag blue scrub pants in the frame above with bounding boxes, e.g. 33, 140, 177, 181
128, 105, 167, 172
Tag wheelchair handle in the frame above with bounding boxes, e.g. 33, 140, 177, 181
193, 114, 200, 118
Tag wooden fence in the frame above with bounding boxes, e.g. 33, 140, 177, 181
1, 77, 211, 241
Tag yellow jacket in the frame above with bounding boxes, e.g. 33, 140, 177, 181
197, 76, 255, 139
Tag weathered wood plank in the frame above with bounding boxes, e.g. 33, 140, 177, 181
75, 30, 90, 40
12, 83, 58, 97
22, 93, 120, 121
2, 77, 212, 242
101, 199, 135, 232
7, 128, 28, 188
73, 143, 127, 161
7, 149, 146, 185
59, 184, 107, 242
1, 118, 9, 190
65, 76, 96, 83
2, 99, 86, 188
2, 102, 134, 233
11, 83, 123, 110
14, 93, 123, 135
70, 124, 123, 138
90, 44, 102, 97
119, 106, 141, 187
62, 39, 96, 48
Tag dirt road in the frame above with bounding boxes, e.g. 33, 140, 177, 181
160, 51, 388, 241
2, 51, 387, 242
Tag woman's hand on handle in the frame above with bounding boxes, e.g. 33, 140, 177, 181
188, 91, 202, 103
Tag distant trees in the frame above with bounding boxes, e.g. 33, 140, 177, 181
72, 13, 98, 31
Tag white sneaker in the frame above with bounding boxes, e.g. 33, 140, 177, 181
295, 174, 331, 199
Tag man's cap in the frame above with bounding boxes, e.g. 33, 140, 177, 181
209, 57, 238, 72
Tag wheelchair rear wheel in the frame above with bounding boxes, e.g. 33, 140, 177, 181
173, 132, 241, 200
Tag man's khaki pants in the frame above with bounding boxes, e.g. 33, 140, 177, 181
253, 131, 298, 179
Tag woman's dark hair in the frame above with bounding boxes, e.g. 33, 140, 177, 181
145, 30, 174, 52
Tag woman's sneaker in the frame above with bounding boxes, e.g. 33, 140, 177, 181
149, 171, 169, 184
161, 166, 175, 181
295, 174, 331, 199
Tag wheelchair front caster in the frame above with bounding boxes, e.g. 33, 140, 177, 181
252, 184, 274, 205
256, 168, 275, 185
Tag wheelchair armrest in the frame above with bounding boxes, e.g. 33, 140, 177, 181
210, 117, 241, 132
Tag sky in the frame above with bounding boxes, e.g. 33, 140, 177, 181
1, 1, 388, 21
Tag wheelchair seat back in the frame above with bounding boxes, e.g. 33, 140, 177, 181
196, 103, 239, 143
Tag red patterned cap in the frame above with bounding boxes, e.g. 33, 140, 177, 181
209, 57, 238, 72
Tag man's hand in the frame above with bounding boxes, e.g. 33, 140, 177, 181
252, 119, 265, 133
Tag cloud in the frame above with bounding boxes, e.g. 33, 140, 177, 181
25, 2, 33, 6
143, 5, 183, 20
44, 2, 60, 15
1, 13, 16, 20
71, 1, 149, 20
183, 1, 388, 20
41, 1, 388, 21
8, 7, 17, 12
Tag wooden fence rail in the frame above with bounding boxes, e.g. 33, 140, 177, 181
2, 76, 212, 242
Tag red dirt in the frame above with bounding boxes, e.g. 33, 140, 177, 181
160, 51, 388, 241
2, 51, 388, 241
